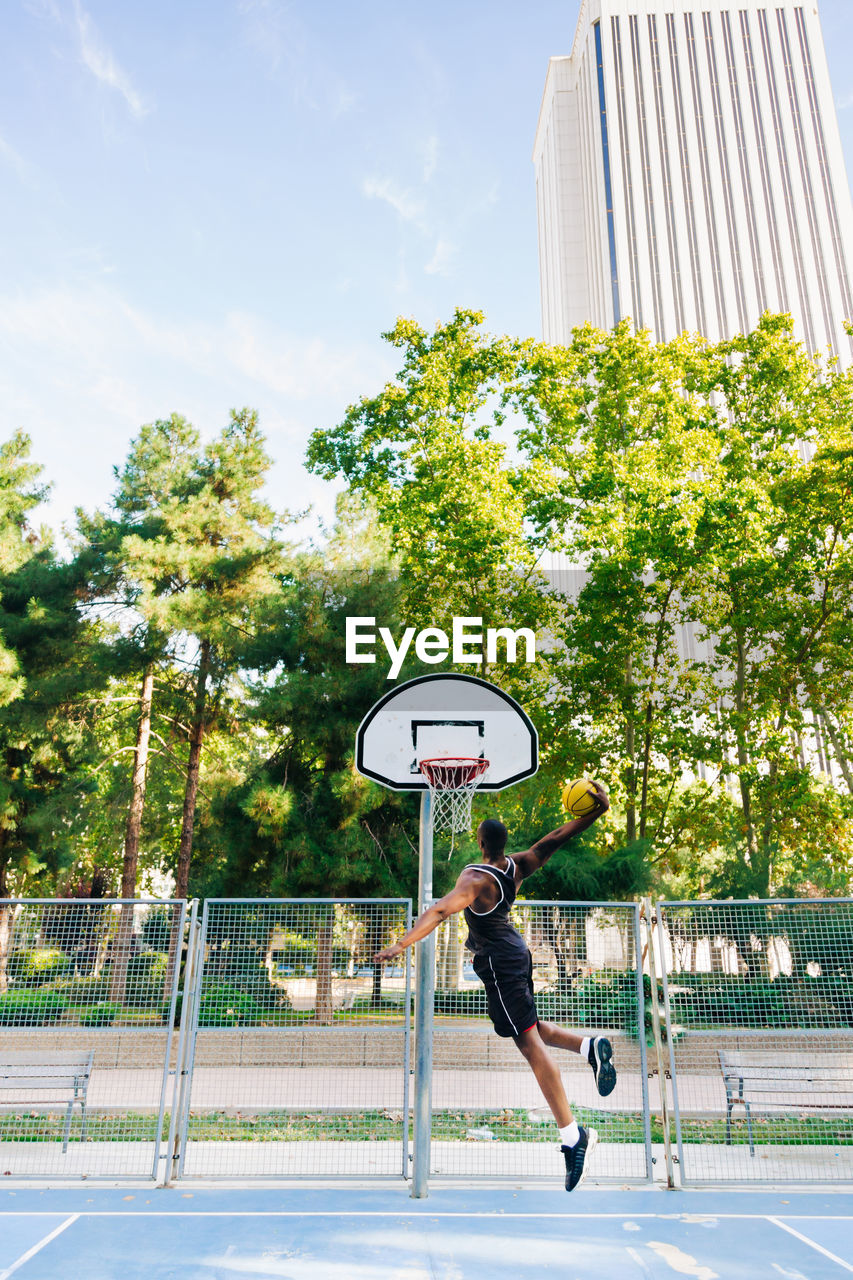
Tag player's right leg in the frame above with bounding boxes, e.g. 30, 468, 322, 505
514, 1025, 598, 1192
537, 1022, 617, 1098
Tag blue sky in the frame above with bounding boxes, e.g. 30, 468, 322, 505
3, 1, 853, 539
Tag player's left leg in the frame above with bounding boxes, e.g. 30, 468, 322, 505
538, 1021, 617, 1097
514, 1024, 598, 1191
514, 1024, 573, 1125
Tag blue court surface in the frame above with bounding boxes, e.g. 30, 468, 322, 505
2, 1186, 853, 1280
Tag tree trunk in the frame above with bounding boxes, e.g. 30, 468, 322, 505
315, 916, 334, 1025
816, 706, 853, 794
176, 640, 211, 900
624, 654, 637, 844
443, 916, 462, 991
111, 665, 155, 1004
164, 639, 211, 1000
0, 853, 10, 995
733, 632, 759, 871
371, 960, 383, 1006
639, 599, 672, 841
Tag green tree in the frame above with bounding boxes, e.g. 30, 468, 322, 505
194, 499, 417, 1018
515, 313, 853, 895
690, 317, 853, 895
306, 309, 555, 699
514, 322, 723, 865
0, 434, 105, 987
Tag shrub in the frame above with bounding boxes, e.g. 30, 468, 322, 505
78, 1001, 123, 1028
124, 952, 169, 1008
55, 975, 110, 1004
197, 984, 266, 1027
141, 908, 173, 952
0, 990, 68, 1026
6, 948, 72, 988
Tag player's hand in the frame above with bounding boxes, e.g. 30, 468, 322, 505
374, 942, 404, 964
590, 780, 610, 813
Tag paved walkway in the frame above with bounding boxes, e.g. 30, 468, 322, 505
0, 1065, 718, 1112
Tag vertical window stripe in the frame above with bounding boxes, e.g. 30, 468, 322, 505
611, 15, 642, 325
649, 14, 684, 332
721, 10, 766, 311
703, 11, 748, 332
757, 8, 816, 354
666, 13, 707, 337
685, 12, 727, 337
777, 8, 834, 350
740, 10, 788, 313
594, 21, 621, 324
795, 7, 853, 337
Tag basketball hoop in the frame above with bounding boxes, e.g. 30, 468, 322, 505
419, 757, 489, 834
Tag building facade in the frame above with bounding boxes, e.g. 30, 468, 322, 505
534, 0, 853, 360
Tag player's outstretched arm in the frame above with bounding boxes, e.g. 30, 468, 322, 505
374, 868, 484, 962
514, 781, 610, 880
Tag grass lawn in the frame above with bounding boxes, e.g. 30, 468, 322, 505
2, 1109, 852, 1146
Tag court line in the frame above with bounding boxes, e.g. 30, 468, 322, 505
1, 1211, 853, 1220
768, 1218, 853, 1274
0, 1214, 79, 1280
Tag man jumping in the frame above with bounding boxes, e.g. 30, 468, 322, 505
374, 781, 614, 1191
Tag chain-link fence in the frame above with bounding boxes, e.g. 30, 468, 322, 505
427, 900, 651, 1181
655, 899, 853, 1184
0, 898, 186, 1180
4, 894, 851, 1188
176, 899, 412, 1179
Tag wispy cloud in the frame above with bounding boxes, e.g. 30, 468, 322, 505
836, 91, 853, 111
0, 284, 390, 414
422, 135, 439, 182
72, 0, 148, 118
238, 0, 357, 118
361, 176, 425, 226
0, 133, 34, 184
425, 238, 455, 277
0, 282, 395, 534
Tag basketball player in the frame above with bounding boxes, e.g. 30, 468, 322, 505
374, 781, 613, 1192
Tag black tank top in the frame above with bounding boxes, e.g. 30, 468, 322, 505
463, 858, 527, 960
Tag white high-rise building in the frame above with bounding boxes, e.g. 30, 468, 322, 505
534, 0, 853, 360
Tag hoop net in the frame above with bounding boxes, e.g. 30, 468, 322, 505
419, 757, 489, 833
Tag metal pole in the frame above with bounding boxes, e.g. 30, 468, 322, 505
643, 897, 676, 1188
411, 791, 434, 1199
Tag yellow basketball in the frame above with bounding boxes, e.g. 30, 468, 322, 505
562, 777, 598, 816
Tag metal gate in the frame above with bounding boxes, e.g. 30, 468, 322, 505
0, 898, 187, 1180
654, 899, 853, 1185
176, 898, 412, 1179
425, 899, 653, 1182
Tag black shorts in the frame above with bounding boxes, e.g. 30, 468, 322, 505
472, 949, 538, 1039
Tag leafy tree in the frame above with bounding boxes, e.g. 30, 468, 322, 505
688, 317, 853, 895
308, 309, 853, 899
514, 322, 723, 862
306, 309, 556, 701
0, 433, 105, 987
510, 314, 853, 896
194, 499, 417, 1017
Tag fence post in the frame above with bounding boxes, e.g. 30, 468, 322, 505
166, 899, 200, 1183
411, 793, 434, 1198
642, 898, 676, 1188
173, 897, 208, 1180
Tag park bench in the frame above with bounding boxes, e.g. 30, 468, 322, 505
0, 1050, 94, 1153
718, 1048, 853, 1156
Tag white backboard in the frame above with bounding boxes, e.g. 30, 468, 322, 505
355, 674, 538, 792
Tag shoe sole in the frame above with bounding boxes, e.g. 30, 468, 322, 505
593, 1036, 616, 1097
571, 1127, 598, 1191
